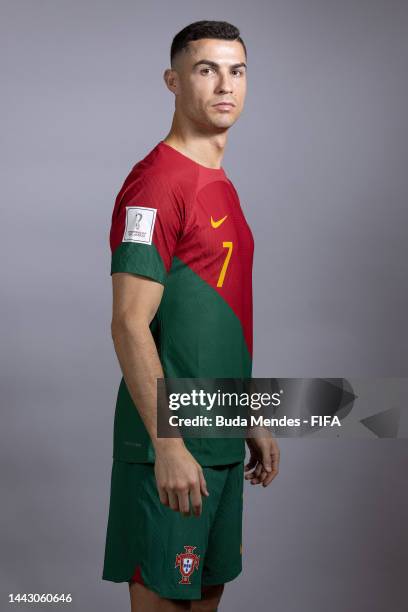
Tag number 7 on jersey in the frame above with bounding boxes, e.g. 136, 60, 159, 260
217, 241, 233, 287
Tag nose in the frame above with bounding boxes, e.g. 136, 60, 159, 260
215, 69, 233, 94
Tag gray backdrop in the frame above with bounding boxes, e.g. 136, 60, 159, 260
1, 1, 407, 610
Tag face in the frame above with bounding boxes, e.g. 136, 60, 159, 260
165, 38, 247, 133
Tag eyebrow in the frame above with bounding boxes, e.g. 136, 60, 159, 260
192, 59, 247, 71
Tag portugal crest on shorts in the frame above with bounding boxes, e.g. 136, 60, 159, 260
175, 545, 200, 584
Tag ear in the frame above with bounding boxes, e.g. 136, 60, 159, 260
163, 68, 179, 94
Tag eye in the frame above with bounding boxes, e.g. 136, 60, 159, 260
200, 67, 213, 75
232, 70, 244, 77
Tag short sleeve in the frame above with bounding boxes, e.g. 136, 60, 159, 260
109, 172, 185, 285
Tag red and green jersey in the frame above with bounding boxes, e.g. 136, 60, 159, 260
109, 141, 254, 465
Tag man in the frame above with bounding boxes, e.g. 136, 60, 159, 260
102, 20, 280, 611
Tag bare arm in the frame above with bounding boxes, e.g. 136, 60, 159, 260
111, 272, 209, 516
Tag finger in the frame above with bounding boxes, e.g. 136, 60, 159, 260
250, 463, 264, 484
262, 465, 279, 487
250, 463, 262, 483
168, 490, 179, 512
245, 471, 257, 480
255, 463, 263, 477
177, 489, 191, 516
261, 448, 273, 473
272, 451, 280, 472
190, 482, 203, 517
199, 469, 209, 497
259, 469, 268, 483
158, 486, 169, 507
262, 472, 276, 487
244, 457, 257, 473
245, 461, 258, 479
245, 458, 258, 480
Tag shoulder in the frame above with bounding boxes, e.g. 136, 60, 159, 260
118, 145, 200, 204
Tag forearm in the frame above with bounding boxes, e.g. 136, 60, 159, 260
111, 318, 183, 451
111, 317, 208, 514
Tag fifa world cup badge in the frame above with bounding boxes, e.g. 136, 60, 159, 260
175, 546, 200, 584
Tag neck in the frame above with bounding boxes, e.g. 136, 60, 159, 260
163, 115, 227, 170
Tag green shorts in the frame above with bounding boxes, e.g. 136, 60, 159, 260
102, 460, 244, 600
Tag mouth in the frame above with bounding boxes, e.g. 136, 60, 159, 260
212, 102, 235, 111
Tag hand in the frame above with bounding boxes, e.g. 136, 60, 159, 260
154, 440, 209, 517
245, 427, 280, 487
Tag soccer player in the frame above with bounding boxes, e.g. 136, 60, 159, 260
102, 20, 280, 611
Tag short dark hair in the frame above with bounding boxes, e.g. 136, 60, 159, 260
170, 20, 247, 67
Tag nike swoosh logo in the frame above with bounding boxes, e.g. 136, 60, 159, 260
211, 215, 228, 229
